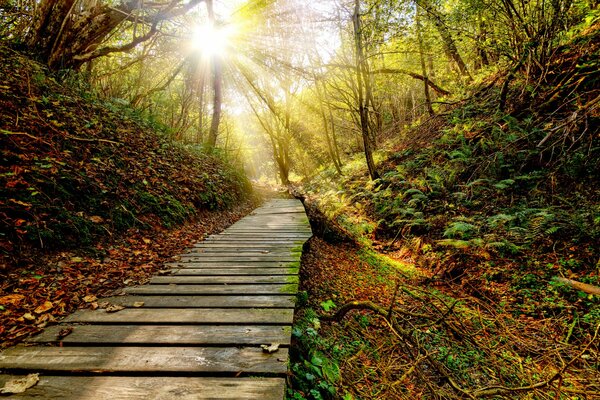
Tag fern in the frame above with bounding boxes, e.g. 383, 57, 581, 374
443, 221, 478, 239
493, 179, 515, 189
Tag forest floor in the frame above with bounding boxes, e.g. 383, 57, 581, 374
0, 202, 255, 349
292, 235, 599, 399
0, 44, 257, 349
288, 24, 599, 400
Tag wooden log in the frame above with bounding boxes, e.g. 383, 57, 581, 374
63, 308, 294, 324
0, 376, 286, 400
30, 324, 292, 345
0, 346, 289, 374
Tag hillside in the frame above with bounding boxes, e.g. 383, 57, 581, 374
291, 24, 599, 399
0, 45, 253, 347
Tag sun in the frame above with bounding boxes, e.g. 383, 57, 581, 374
191, 23, 235, 57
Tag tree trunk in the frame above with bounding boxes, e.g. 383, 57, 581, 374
207, 56, 223, 148
24, 0, 200, 70
206, 0, 222, 149
419, 0, 472, 81
352, 0, 379, 180
315, 76, 343, 175
416, 6, 434, 116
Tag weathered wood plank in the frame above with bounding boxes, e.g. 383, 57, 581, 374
177, 256, 298, 263
184, 249, 294, 254
220, 233, 310, 238
165, 262, 297, 269
103, 295, 296, 308
63, 308, 294, 324
0, 346, 289, 374
30, 325, 292, 345
224, 228, 311, 232
169, 268, 299, 276
125, 284, 298, 295
179, 255, 300, 264
150, 275, 299, 284
0, 376, 285, 400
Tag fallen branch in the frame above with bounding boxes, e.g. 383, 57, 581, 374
65, 135, 121, 145
553, 277, 600, 295
470, 324, 599, 397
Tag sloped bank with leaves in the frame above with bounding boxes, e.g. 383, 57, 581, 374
0, 44, 254, 347
288, 24, 599, 400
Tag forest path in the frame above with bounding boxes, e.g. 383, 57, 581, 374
0, 199, 311, 399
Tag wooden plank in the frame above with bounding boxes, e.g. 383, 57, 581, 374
224, 228, 311, 232
63, 308, 294, 324
125, 284, 298, 295
150, 275, 299, 284
192, 243, 301, 248
165, 262, 297, 269
200, 236, 306, 247
0, 376, 285, 400
180, 255, 300, 263
103, 295, 296, 308
177, 256, 298, 263
0, 346, 289, 374
169, 268, 299, 275
30, 325, 292, 345
184, 249, 294, 254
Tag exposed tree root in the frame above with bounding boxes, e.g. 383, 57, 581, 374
323, 299, 600, 398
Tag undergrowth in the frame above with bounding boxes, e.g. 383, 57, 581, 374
292, 24, 599, 399
0, 44, 252, 265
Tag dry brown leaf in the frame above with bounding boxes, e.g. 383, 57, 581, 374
0, 294, 25, 306
83, 295, 97, 303
22, 313, 35, 321
105, 304, 125, 313
132, 301, 145, 307
0, 373, 39, 394
260, 343, 280, 353
34, 301, 53, 314
57, 327, 74, 339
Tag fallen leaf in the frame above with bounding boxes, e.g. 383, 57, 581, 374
142, 237, 152, 244
0, 373, 39, 394
105, 304, 125, 313
34, 301, 53, 314
89, 215, 103, 223
260, 343, 280, 353
22, 313, 36, 321
57, 327, 74, 339
83, 295, 97, 303
70, 257, 83, 262
0, 294, 25, 306
132, 301, 145, 307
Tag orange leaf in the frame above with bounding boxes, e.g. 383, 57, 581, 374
0, 294, 26, 306
34, 301, 53, 314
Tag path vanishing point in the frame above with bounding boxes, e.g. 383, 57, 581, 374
0, 198, 312, 399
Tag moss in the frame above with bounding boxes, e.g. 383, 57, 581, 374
279, 283, 299, 294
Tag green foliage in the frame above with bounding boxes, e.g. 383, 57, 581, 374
288, 310, 341, 400
0, 46, 252, 252
443, 221, 478, 239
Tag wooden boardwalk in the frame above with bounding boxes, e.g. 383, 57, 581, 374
0, 199, 311, 399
